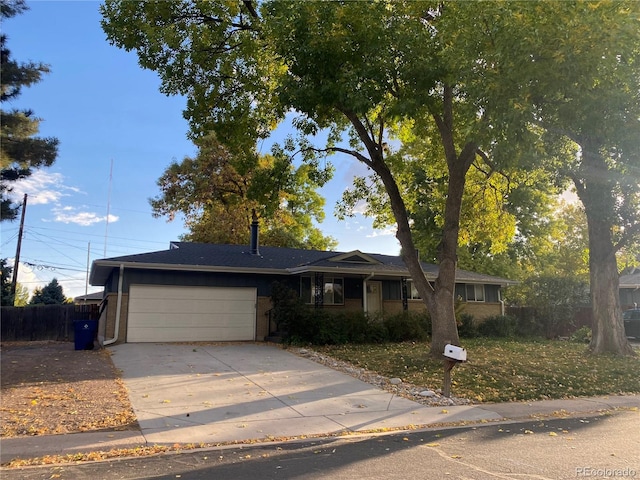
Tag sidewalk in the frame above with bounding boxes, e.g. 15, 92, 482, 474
2, 394, 638, 464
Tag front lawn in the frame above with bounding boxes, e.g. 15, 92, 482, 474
313, 339, 640, 402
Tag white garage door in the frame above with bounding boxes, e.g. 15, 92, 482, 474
127, 285, 256, 342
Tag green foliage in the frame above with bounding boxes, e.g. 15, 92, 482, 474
151, 134, 335, 249
101, 0, 640, 355
269, 281, 309, 334
570, 326, 592, 344
12, 282, 28, 306
457, 313, 478, 339
1, 257, 13, 305
100, 0, 280, 152
477, 315, 517, 338
271, 282, 433, 345
29, 278, 67, 305
1, 0, 59, 220
383, 312, 430, 343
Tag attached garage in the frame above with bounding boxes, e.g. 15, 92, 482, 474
127, 285, 257, 343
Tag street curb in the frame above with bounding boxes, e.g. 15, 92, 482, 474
2, 394, 638, 467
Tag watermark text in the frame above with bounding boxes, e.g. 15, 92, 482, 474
576, 467, 637, 478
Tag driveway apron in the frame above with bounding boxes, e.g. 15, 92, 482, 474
110, 343, 500, 445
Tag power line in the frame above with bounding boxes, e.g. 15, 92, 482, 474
19, 224, 173, 248
24, 230, 87, 267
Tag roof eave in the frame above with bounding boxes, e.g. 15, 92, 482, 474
90, 261, 288, 286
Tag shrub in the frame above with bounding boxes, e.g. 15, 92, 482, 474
271, 281, 432, 344
570, 326, 592, 343
383, 312, 430, 342
477, 315, 517, 338
457, 313, 477, 338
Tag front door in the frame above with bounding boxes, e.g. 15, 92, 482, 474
366, 281, 382, 315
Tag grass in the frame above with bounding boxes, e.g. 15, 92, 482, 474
313, 338, 640, 403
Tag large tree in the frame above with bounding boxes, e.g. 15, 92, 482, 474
151, 133, 336, 249
100, 1, 549, 356
1, 0, 59, 221
261, 1, 563, 355
457, 1, 640, 355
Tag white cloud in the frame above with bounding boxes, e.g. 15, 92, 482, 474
9, 260, 40, 297
351, 200, 369, 215
8, 170, 81, 205
367, 226, 396, 238
51, 207, 119, 227
6, 170, 117, 227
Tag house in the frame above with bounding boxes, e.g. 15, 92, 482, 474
89, 226, 516, 345
620, 269, 640, 310
73, 291, 104, 306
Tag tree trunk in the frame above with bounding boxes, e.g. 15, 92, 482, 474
588, 246, 633, 355
574, 147, 635, 356
340, 104, 467, 357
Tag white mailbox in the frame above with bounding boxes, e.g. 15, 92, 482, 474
444, 344, 467, 362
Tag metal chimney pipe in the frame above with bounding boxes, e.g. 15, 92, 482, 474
250, 210, 260, 255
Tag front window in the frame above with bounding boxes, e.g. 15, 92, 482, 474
301, 276, 344, 305
406, 280, 422, 300
466, 284, 485, 302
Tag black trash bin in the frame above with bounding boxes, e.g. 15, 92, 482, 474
74, 320, 97, 350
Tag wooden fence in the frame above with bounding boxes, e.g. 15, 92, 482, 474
505, 305, 593, 337
1, 304, 100, 342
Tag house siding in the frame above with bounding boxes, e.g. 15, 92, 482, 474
382, 298, 502, 319
98, 292, 128, 345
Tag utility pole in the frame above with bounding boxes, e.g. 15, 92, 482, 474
10, 193, 27, 305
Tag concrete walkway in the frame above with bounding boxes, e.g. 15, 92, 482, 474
1, 343, 638, 464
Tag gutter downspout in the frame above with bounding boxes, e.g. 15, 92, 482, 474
103, 264, 124, 346
363, 272, 375, 314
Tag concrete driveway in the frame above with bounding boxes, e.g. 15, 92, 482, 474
109, 343, 500, 446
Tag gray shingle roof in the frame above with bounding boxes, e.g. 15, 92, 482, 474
90, 241, 515, 286
620, 272, 640, 288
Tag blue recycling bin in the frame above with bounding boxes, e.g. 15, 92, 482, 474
74, 320, 97, 350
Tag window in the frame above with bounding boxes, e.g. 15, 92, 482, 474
300, 277, 344, 305
324, 277, 344, 304
406, 280, 421, 300
465, 284, 485, 302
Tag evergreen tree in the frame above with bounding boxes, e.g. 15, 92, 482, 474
1, 258, 14, 305
29, 278, 67, 305
1, 0, 59, 221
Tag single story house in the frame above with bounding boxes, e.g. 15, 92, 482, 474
620, 269, 640, 310
89, 231, 516, 345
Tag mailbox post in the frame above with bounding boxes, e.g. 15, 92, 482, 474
442, 344, 467, 397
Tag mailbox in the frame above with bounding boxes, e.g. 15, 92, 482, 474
444, 344, 467, 362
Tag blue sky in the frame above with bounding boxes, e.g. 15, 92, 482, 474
1, 1, 400, 300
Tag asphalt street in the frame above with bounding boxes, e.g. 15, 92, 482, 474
4, 409, 638, 480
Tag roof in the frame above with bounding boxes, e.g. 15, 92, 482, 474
73, 292, 103, 303
89, 241, 516, 287
620, 271, 640, 288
